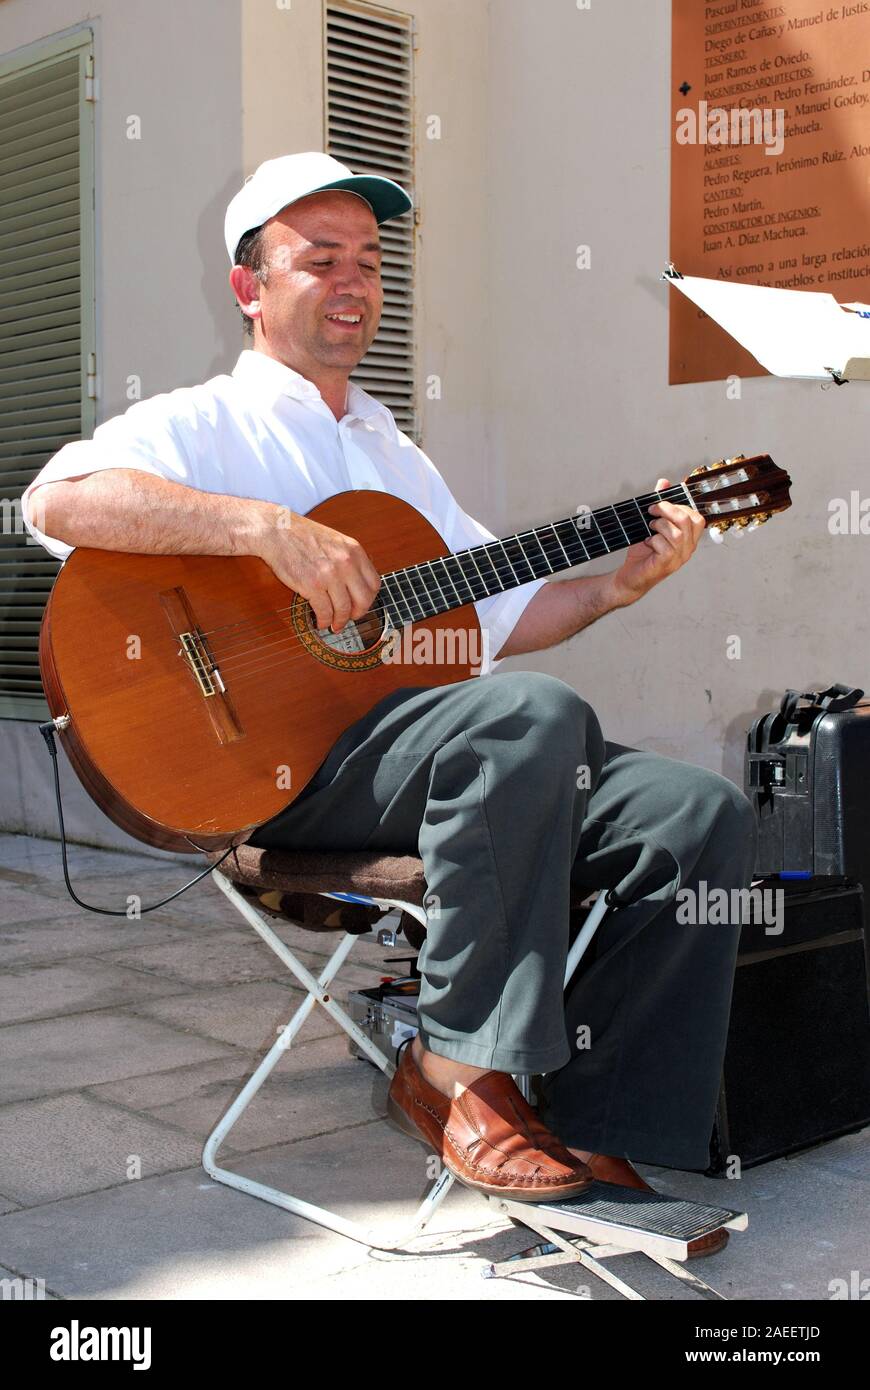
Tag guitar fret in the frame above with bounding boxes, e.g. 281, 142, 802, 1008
588, 511, 612, 554
568, 518, 592, 562
608, 504, 632, 548
431, 556, 463, 607
381, 574, 414, 625
406, 563, 438, 619
502, 535, 538, 582
464, 542, 491, 592
495, 540, 520, 586
378, 577, 404, 628
553, 519, 587, 566
616, 498, 650, 544
527, 529, 556, 573
631, 496, 650, 535
473, 546, 505, 592
547, 524, 572, 568
442, 554, 477, 604
394, 569, 425, 621
457, 551, 490, 599
423, 560, 451, 611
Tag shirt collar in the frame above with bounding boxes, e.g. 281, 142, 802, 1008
231, 349, 395, 439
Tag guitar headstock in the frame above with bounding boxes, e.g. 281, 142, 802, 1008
683, 454, 792, 541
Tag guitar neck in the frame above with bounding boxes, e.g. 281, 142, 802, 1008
379, 481, 696, 627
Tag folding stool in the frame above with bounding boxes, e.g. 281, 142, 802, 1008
202, 844, 747, 1299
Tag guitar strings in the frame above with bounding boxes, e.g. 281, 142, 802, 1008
198, 486, 706, 688
200, 483, 694, 672
200, 485, 704, 685
196, 484, 695, 653
204, 507, 680, 682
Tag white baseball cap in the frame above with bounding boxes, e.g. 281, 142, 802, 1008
224, 151, 413, 264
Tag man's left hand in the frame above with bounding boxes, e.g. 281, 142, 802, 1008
607, 476, 706, 608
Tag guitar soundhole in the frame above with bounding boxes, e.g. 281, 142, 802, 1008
293, 592, 393, 671
315, 598, 388, 653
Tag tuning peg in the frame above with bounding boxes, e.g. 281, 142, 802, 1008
708, 523, 727, 543
723, 454, 746, 465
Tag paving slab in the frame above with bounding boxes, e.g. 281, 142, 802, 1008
0, 1118, 543, 1300
0, 914, 191, 967
0, 835, 183, 880
0, 1092, 202, 1205
90, 1034, 391, 1155
23, 871, 212, 918
94, 929, 386, 992
0, 960, 190, 1024
0, 1161, 368, 1300
0, 1011, 236, 1106
127, 981, 342, 1051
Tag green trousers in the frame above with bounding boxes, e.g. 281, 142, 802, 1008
249, 670, 757, 1169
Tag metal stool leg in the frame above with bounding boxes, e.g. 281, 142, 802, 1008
515, 891, 611, 1102
203, 871, 455, 1251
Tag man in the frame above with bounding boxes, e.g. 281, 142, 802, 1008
24, 152, 757, 1255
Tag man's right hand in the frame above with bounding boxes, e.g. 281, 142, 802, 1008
254, 508, 382, 635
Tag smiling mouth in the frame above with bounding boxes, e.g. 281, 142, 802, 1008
325, 312, 363, 328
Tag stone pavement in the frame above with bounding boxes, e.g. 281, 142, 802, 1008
0, 831, 867, 1302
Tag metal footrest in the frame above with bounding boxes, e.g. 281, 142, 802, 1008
484, 1182, 748, 1299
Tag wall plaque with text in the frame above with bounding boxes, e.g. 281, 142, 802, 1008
670, 0, 870, 383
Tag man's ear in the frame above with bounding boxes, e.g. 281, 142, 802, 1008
229, 264, 263, 326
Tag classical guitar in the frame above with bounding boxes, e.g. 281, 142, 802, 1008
39, 454, 791, 853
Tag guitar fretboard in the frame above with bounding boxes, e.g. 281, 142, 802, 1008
378, 482, 695, 627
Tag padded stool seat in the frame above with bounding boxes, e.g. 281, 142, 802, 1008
208, 844, 427, 936
209, 842, 593, 938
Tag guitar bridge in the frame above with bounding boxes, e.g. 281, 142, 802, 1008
160, 586, 243, 745
179, 630, 223, 697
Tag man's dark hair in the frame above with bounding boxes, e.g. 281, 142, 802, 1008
234, 224, 269, 336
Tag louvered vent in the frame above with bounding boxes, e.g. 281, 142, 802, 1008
325, 3, 416, 438
0, 34, 94, 718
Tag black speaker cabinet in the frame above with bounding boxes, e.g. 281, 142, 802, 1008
707, 879, 870, 1174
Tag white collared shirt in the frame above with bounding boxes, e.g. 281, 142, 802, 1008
22, 349, 547, 672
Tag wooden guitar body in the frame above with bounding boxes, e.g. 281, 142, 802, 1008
39, 490, 479, 853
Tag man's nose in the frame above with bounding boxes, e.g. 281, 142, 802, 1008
332, 260, 369, 295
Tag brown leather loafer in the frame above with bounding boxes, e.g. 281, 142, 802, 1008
386, 1045, 594, 1202
581, 1151, 729, 1258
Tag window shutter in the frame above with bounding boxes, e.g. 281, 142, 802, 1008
0, 31, 95, 720
325, 3, 417, 439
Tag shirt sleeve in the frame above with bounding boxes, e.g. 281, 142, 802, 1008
21, 392, 200, 562
403, 439, 548, 677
